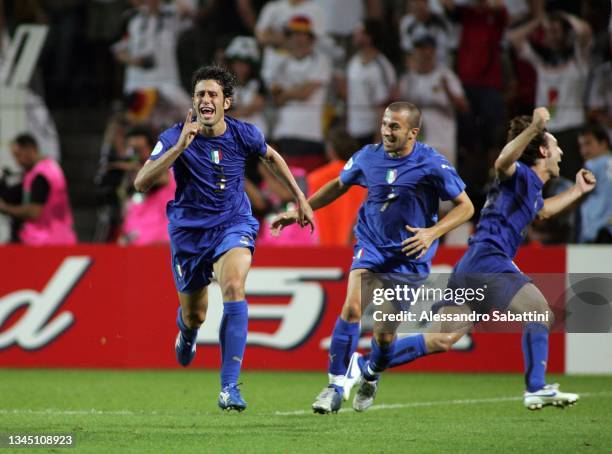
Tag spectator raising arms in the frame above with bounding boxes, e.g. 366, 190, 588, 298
508, 9, 592, 179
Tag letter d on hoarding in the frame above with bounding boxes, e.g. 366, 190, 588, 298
0, 257, 91, 350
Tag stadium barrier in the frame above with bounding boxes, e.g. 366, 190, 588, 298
3, 244, 609, 373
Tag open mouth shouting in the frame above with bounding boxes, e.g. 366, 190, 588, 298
200, 105, 215, 121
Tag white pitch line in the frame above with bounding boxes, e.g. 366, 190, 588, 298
273, 391, 612, 416
1, 392, 611, 418
0, 409, 147, 416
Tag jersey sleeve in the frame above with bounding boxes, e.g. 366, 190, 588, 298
241, 122, 267, 157
149, 125, 180, 161
339, 149, 366, 187
430, 155, 466, 201
502, 161, 526, 190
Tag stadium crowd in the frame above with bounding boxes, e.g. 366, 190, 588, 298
0, 0, 610, 246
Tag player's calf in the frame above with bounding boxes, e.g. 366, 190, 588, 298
340, 299, 362, 323
175, 307, 199, 367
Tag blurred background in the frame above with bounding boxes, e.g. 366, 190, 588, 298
0, 0, 610, 248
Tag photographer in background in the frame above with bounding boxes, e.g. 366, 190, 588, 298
118, 125, 175, 246
0, 134, 76, 245
0, 166, 23, 243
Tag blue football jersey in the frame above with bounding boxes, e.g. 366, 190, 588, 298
470, 162, 544, 258
340, 142, 466, 263
149, 116, 267, 229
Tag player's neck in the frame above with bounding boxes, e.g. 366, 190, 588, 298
531, 162, 551, 184
200, 118, 227, 137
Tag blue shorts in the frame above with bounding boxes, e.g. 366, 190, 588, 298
169, 216, 259, 293
351, 240, 430, 276
440, 241, 531, 314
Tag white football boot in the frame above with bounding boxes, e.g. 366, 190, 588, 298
524, 384, 579, 410
342, 352, 363, 401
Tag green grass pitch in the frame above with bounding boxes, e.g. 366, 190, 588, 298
1, 370, 611, 453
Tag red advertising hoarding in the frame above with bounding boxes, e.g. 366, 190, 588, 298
0, 245, 564, 372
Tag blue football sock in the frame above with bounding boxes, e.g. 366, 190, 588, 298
364, 338, 396, 380
328, 318, 360, 376
522, 322, 549, 392
177, 307, 198, 341
220, 300, 248, 387
387, 334, 428, 368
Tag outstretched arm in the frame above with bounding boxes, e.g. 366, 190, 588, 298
507, 15, 542, 49
559, 11, 592, 49
401, 191, 474, 258
270, 177, 349, 234
260, 145, 314, 229
495, 107, 549, 180
0, 199, 42, 221
134, 110, 200, 192
308, 177, 349, 210
537, 169, 596, 220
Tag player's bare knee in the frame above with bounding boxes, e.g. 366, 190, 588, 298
342, 299, 362, 322
373, 332, 395, 347
184, 310, 205, 329
220, 277, 246, 302
527, 298, 554, 328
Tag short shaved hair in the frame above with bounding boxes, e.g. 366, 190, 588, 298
387, 102, 422, 129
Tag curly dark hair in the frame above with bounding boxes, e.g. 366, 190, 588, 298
190, 65, 237, 99
507, 115, 548, 166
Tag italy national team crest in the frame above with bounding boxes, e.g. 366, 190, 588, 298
386, 169, 397, 184
210, 148, 222, 164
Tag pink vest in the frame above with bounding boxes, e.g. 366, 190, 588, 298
121, 173, 176, 245
258, 166, 319, 246
20, 158, 77, 245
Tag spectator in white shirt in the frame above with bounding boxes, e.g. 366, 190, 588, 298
112, 0, 191, 124
268, 15, 332, 172
344, 19, 397, 147
399, 35, 468, 165
399, 0, 456, 67
256, 0, 326, 85
225, 36, 268, 136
